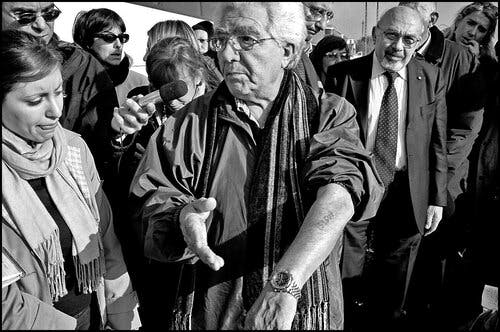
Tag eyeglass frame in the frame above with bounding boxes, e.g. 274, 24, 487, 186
324, 50, 349, 59
303, 3, 334, 23
93, 32, 130, 44
209, 34, 277, 52
375, 25, 421, 49
7, 4, 62, 26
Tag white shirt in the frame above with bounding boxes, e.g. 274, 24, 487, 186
235, 98, 262, 128
367, 52, 408, 170
416, 31, 432, 56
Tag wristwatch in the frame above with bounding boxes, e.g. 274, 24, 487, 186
269, 270, 301, 301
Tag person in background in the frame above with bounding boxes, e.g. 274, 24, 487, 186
1, 2, 119, 183
143, 19, 223, 86
127, 2, 383, 329
325, 6, 447, 331
72, 8, 148, 107
397, 3, 487, 331
192, 20, 221, 71
1, 29, 140, 330
110, 36, 216, 328
295, 2, 335, 92
310, 34, 349, 84
443, 2, 498, 65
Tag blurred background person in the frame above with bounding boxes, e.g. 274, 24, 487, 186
1, 2, 118, 182
310, 34, 349, 84
72, 8, 148, 107
1, 29, 140, 330
192, 20, 221, 71
143, 19, 223, 84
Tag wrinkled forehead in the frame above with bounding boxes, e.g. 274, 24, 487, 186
3, 2, 54, 13
216, 6, 270, 36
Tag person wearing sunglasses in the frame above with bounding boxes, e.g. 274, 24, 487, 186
2, 2, 121, 189
72, 8, 148, 108
294, 2, 336, 94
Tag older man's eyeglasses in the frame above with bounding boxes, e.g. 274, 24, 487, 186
209, 35, 276, 52
377, 27, 421, 48
94, 33, 130, 44
8, 5, 61, 26
304, 4, 334, 23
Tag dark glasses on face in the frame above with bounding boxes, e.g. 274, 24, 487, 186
9, 5, 61, 25
94, 33, 130, 44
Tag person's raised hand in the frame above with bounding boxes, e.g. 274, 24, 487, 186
179, 197, 224, 271
111, 96, 155, 135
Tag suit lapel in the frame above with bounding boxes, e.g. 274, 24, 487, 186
350, 55, 373, 145
406, 59, 423, 127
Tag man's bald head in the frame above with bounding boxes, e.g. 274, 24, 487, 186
378, 6, 425, 36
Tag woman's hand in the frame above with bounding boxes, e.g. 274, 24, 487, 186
111, 96, 155, 135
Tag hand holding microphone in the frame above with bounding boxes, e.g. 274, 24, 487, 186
111, 80, 188, 135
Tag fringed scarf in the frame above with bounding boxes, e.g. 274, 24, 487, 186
2, 124, 105, 301
170, 70, 341, 329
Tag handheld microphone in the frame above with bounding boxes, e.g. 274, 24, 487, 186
137, 80, 188, 107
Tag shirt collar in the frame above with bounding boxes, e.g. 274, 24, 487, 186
234, 98, 262, 128
371, 51, 407, 81
416, 31, 432, 56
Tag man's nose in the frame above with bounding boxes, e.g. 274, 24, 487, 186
31, 14, 48, 32
315, 16, 328, 31
219, 39, 240, 63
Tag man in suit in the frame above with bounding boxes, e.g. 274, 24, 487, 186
398, 2, 485, 328
325, 6, 447, 330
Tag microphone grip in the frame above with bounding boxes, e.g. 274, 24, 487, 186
137, 90, 161, 108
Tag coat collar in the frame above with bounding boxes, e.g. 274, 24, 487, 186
416, 26, 445, 65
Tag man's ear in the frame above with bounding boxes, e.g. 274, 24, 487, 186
430, 12, 439, 27
281, 43, 296, 68
371, 26, 377, 42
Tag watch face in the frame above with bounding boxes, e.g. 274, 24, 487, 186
272, 271, 291, 288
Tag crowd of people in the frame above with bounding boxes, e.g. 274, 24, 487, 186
1, 1, 498, 331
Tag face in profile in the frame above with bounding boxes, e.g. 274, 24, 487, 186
90, 25, 127, 67
194, 29, 209, 54
322, 48, 349, 73
2, 67, 63, 143
454, 11, 491, 47
1, 2, 57, 44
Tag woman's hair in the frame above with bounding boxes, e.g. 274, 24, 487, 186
192, 20, 215, 38
145, 20, 200, 60
310, 35, 348, 75
72, 8, 126, 50
445, 2, 498, 60
146, 36, 214, 90
213, 2, 307, 69
1, 30, 62, 103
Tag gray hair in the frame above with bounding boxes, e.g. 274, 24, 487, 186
213, 2, 307, 69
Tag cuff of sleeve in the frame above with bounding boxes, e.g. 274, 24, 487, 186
106, 290, 139, 314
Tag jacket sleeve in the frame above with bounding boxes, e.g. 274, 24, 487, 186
81, 138, 141, 330
429, 69, 449, 207
2, 283, 76, 330
303, 93, 384, 221
129, 107, 209, 263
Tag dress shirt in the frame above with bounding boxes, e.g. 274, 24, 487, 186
367, 52, 408, 170
235, 98, 262, 128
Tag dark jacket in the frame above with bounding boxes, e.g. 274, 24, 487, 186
52, 36, 119, 180
325, 53, 448, 232
416, 26, 484, 205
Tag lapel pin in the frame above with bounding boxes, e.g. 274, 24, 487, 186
417, 76, 422, 80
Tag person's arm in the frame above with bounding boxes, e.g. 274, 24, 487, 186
245, 94, 384, 329
2, 283, 76, 330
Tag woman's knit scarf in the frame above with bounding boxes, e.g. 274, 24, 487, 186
2, 124, 105, 301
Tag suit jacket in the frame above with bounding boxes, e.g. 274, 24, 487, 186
417, 26, 483, 205
325, 53, 447, 233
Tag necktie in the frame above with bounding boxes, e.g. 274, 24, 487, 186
373, 71, 399, 188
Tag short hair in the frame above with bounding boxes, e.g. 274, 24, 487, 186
213, 2, 307, 69
145, 20, 200, 60
0, 30, 62, 103
310, 35, 348, 74
192, 20, 215, 38
72, 8, 126, 50
146, 36, 213, 90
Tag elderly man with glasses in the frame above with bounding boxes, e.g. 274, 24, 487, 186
122, 2, 383, 330
1, 2, 119, 182
325, 6, 447, 331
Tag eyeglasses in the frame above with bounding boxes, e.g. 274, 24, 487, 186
325, 51, 349, 60
377, 26, 421, 48
8, 4, 61, 25
209, 34, 276, 52
304, 3, 334, 23
94, 32, 130, 44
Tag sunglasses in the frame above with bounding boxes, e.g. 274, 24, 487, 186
8, 5, 61, 25
94, 32, 130, 44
